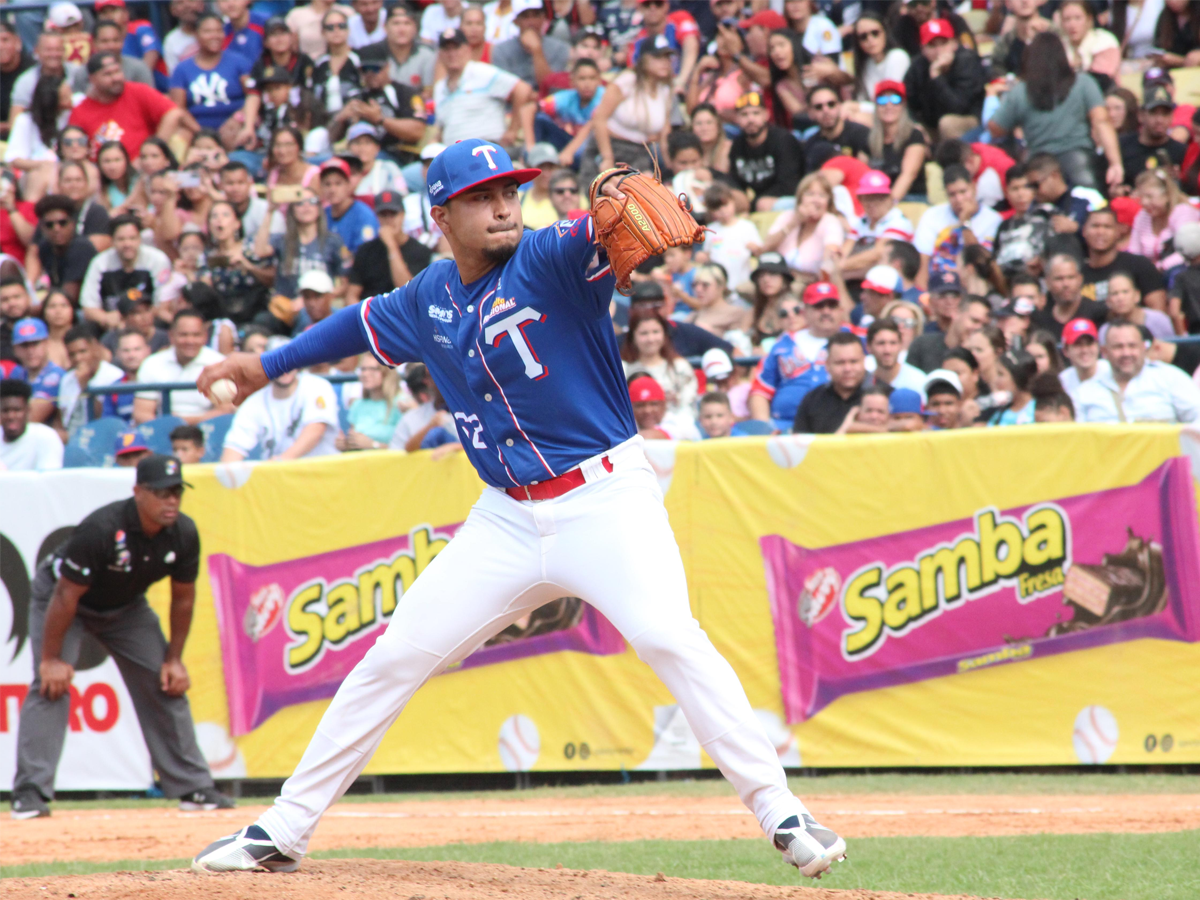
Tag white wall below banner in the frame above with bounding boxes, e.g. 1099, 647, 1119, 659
0, 471, 154, 792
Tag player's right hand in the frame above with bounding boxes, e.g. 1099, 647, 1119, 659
39, 658, 74, 701
197, 352, 270, 407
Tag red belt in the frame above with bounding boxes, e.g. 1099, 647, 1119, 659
506, 456, 613, 502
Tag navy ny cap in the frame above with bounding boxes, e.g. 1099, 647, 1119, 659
425, 139, 541, 207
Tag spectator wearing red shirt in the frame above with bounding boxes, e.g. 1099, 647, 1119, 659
626, 0, 700, 90
0, 170, 37, 261
68, 52, 187, 160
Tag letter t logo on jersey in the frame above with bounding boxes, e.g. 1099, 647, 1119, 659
472, 145, 501, 170
484, 306, 548, 379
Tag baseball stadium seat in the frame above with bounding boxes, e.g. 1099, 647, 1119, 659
63, 442, 98, 468
137, 416, 185, 454
200, 414, 234, 463
71, 416, 127, 464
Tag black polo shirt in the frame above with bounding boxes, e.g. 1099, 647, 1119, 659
348, 235, 433, 299
792, 381, 865, 434
53, 498, 200, 612
36, 235, 96, 291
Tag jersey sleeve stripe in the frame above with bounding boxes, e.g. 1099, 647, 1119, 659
359, 297, 399, 367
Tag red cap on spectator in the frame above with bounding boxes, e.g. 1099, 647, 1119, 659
1108, 196, 1142, 228
919, 19, 954, 45
94, 0, 126, 8
319, 158, 352, 179
857, 169, 892, 195
803, 281, 839, 305
874, 79, 906, 101
1062, 318, 1099, 345
739, 10, 787, 31
629, 376, 665, 403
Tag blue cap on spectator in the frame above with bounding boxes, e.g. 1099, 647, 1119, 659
12, 318, 48, 344
425, 139, 541, 207
927, 270, 962, 294
114, 429, 150, 456
889, 388, 924, 415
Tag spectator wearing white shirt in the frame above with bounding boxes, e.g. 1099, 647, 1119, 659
913, 165, 1002, 287
55, 324, 124, 440
1076, 321, 1200, 423
221, 341, 340, 461
388, 363, 436, 451
433, 27, 536, 149
866, 318, 927, 399
133, 310, 227, 424
349, 0, 387, 49
346, 123, 407, 205
0, 380, 64, 471
78, 214, 174, 331
699, 183, 762, 290
420, 0, 464, 45
162, 0, 202, 74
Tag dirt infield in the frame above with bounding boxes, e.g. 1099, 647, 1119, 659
0, 859, 1009, 900
3, 792, 1198, 866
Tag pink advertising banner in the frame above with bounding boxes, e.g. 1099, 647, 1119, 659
209, 524, 625, 735
761, 458, 1200, 724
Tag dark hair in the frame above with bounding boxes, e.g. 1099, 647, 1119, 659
268, 124, 306, 170
0, 379, 33, 402
241, 324, 273, 347
170, 424, 206, 446
96, 140, 132, 195
851, 12, 899, 100
192, 128, 224, 149
34, 193, 77, 221
703, 182, 733, 211
963, 244, 1006, 296
94, 18, 124, 37
827, 331, 865, 352
1024, 151, 1062, 177
692, 102, 720, 123
975, 323, 1008, 359
0, 274, 27, 291
207, 200, 245, 242
220, 161, 252, 177
108, 212, 141, 236
886, 240, 920, 281
181, 282, 222, 320
1006, 162, 1027, 181
944, 346, 979, 370
30, 72, 65, 148
806, 82, 839, 107
622, 308, 678, 363
548, 169, 579, 191
1106, 269, 1139, 295
116, 327, 149, 345
1, 20, 18, 37
769, 28, 809, 88
1026, 329, 1063, 374
1031, 371, 1075, 418
38, 290, 76, 328
1154, 2, 1200, 63
64, 324, 98, 344
196, 11, 225, 31
997, 350, 1038, 393
1023, 31, 1075, 111
866, 318, 901, 344
861, 384, 891, 401
572, 57, 599, 73
934, 138, 971, 171
172, 308, 207, 329
667, 129, 702, 158
139, 136, 179, 170
941, 164, 972, 189
1105, 86, 1140, 134
404, 362, 431, 396
926, 379, 961, 400
699, 391, 731, 409
1085, 206, 1118, 226
1009, 272, 1041, 293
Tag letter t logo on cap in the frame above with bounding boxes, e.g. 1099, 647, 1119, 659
473, 145, 500, 170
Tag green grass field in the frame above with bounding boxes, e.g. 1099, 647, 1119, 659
8, 773, 1199, 899
5, 832, 1199, 900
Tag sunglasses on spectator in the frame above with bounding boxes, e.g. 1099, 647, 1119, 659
856, 28, 883, 41
642, 1, 667, 6
552, 186, 579, 194
810, 100, 839, 111
43, 217, 73, 229
876, 94, 902, 106
323, 21, 348, 30
297, 197, 321, 207
150, 486, 186, 500
61, 136, 89, 147
810, 299, 840, 310
892, 316, 916, 328
780, 305, 804, 317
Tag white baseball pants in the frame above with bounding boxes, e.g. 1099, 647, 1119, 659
257, 437, 806, 857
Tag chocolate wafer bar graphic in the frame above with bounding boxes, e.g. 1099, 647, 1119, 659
1052, 529, 1169, 635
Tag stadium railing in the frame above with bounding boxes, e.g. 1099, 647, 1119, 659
83, 372, 362, 419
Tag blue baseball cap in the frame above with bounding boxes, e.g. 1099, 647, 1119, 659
425, 139, 541, 207
888, 388, 924, 416
114, 429, 150, 456
927, 270, 962, 294
12, 318, 48, 345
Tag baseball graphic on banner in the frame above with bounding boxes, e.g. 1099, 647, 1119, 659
498, 714, 541, 771
1073, 705, 1119, 763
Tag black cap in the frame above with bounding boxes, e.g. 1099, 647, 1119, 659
438, 27, 467, 47
260, 64, 292, 86
87, 51, 121, 75
136, 454, 193, 490
358, 41, 389, 68
751, 251, 793, 280
1143, 84, 1175, 111
264, 15, 290, 34
630, 280, 665, 303
637, 34, 676, 57
117, 294, 151, 316
375, 190, 404, 213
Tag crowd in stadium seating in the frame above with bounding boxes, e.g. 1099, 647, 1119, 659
4, 0, 1200, 471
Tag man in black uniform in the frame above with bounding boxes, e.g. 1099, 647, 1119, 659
10, 455, 233, 819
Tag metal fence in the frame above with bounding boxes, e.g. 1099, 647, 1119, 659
83, 372, 362, 418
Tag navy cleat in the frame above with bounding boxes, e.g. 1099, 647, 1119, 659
773, 813, 847, 878
191, 825, 300, 874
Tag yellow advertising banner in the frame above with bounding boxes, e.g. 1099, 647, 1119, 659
152, 425, 1200, 778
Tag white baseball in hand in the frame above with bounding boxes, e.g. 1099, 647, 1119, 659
208, 378, 238, 405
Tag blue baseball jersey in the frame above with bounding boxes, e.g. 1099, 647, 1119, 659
30, 363, 66, 403
171, 53, 254, 131
224, 16, 267, 64
124, 21, 168, 91
358, 218, 636, 488
327, 201, 379, 254
751, 330, 830, 430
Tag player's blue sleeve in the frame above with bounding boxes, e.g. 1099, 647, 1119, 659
358, 274, 427, 367
261, 305, 370, 379
524, 218, 613, 317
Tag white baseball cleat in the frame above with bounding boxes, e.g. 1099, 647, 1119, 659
773, 814, 847, 879
191, 825, 300, 874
